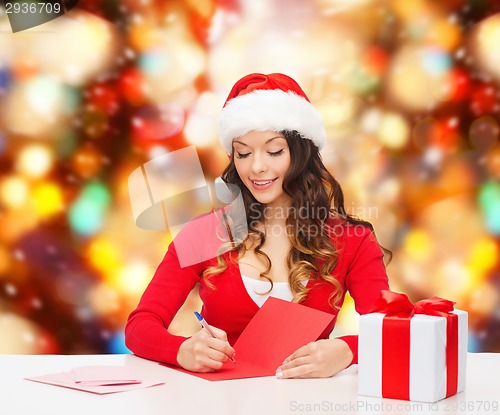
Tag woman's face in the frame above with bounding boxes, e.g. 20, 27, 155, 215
232, 130, 291, 208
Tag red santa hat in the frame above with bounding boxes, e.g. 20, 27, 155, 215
219, 73, 326, 154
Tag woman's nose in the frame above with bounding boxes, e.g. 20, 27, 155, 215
250, 153, 268, 174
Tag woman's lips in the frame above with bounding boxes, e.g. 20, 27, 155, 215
250, 177, 278, 190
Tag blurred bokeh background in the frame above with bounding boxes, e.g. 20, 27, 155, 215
0, 0, 499, 355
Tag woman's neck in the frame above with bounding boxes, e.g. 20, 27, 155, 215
262, 205, 291, 227
263, 195, 292, 223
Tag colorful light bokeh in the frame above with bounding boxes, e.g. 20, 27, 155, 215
0, 0, 499, 355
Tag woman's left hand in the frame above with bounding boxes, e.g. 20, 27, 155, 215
275, 338, 354, 379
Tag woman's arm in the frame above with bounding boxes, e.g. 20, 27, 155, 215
337, 225, 389, 365
277, 225, 389, 378
125, 241, 202, 365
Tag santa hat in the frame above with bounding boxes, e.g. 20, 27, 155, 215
219, 73, 326, 154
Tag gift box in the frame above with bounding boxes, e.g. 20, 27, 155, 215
358, 290, 468, 403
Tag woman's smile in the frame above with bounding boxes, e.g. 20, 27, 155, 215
250, 177, 278, 190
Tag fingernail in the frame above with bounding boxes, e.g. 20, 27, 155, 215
282, 359, 288, 365
275, 368, 283, 379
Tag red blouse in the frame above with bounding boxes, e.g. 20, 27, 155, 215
125, 219, 389, 367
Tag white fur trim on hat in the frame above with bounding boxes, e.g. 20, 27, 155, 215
219, 89, 326, 154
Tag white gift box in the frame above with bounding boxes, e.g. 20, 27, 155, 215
358, 310, 468, 402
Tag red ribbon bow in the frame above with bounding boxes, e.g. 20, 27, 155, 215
371, 290, 459, 400
372, 289, 456, 317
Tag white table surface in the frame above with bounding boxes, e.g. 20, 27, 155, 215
0, 353, 498, 415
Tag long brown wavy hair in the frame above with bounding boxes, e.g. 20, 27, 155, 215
203, 130, 391, 309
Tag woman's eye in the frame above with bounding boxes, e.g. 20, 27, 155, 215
236, 152, 250, 159
269, 149, 284, 157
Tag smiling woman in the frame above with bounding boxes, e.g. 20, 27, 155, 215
232, 131, 291, 207
125, 73, 391, 378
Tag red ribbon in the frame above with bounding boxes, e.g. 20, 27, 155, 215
371, 290, 459, 400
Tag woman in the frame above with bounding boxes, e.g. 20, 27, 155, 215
125, 73, 390, 379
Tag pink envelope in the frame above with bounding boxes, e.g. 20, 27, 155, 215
165, 296, 335, 381
25, 366, 164, 394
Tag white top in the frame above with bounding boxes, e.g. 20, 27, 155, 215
241, 274, 293, 307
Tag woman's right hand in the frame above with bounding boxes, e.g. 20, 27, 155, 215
176, 325, 236, 372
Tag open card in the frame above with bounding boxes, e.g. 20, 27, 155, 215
165, 296, 335, 381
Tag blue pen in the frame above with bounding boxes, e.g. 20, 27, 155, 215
194, 311, 235, 362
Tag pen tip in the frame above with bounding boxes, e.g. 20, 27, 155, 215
194, 311, 203, 321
